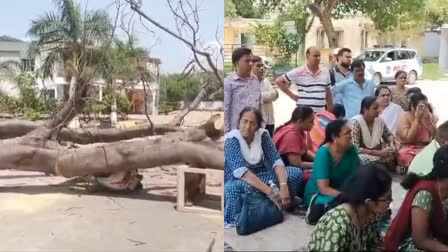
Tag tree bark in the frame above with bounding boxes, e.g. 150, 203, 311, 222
309, 1, 339, 49
0, 114, 223, 144
169, 85, 208, 126
0, 140, 223, 177
319, 13, 338, 48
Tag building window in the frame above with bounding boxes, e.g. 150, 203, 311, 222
317, 30, 344, 48
21, 59, 35, 72
241, 33, 256, 46
41, 89, 56, 100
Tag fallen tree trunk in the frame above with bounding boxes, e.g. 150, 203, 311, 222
0, 120, 45, 139
0, 114, 223, 144
0, 140, 223, 177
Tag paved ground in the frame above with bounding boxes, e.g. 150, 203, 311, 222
224, 79, 448, 251
0, 112, 224, 252
0, 167, 223, 251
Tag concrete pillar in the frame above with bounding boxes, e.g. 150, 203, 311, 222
439, 24, 448, 72
99, 85, 103, 101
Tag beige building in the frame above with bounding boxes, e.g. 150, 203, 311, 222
224, 15, 426, 64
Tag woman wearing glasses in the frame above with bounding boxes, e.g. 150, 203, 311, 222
308, 162, 393, 251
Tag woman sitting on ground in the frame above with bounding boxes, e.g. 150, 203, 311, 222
396, 93, 436, 174
308, 104, 346, 154
308, 162, 392, 251
384, 146, 448, 251
304, 119, 361, 225
351, 96, 397, 170
407, 87, 439, 124
224, 107, 303, 228
391, 70, 409, 111
376, 85, 404, 134
273, 105, 315, 197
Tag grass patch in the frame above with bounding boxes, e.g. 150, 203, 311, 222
224, 62, 233, 74
423, 63, 446, 80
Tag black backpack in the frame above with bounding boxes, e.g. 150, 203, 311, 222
329, 65, 336, 86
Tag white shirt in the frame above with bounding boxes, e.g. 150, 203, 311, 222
379, 102, 404, 133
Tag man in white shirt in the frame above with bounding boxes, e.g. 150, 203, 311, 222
251, 56, 278, 136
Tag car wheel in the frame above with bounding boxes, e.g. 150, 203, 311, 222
408, 70, 417, 84
372, 73, 382, 86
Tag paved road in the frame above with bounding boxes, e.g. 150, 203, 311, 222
225, 79, 448, 251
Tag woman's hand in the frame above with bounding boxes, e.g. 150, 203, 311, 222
279, 184, 291, 210
376, 149, 392, 157
415, 104, 424, 121
267, 189, 282, 210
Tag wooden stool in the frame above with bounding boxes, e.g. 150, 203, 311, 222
176, 166, 223, 215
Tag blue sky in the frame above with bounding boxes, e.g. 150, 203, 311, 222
0, 0, 223, 73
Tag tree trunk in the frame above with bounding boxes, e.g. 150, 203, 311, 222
0, 114, 223, 144
169, 85, 208, 126
319, 14, 338, 48
111, 79, 118, 128
0, 140, 223, 177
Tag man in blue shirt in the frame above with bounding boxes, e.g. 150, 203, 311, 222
331, 60, 375, 119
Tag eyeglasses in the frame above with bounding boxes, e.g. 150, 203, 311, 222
376, 196, 393, 203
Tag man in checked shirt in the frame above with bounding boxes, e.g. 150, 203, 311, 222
224, 47, 264, 133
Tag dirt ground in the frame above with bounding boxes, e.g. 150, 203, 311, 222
0, 111, 224, 252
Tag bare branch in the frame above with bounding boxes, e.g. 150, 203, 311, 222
124, 0, 222, 86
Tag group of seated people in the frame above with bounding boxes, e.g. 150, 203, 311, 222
224, 84, 448, 250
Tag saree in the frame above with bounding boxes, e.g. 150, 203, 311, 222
397, 123, 432, 168
309, 111, 336, 153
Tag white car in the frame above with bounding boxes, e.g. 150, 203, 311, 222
355, 48, 423, 85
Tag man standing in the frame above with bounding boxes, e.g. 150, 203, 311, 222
330, 48, 352, 105
331, 59, 375, 119
275, 46, 333, 112
329, 48, 352, 86
224, 47, 264, 133
251, 56, 278, 137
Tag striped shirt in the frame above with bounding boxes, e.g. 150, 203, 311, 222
284, 65, 331, 112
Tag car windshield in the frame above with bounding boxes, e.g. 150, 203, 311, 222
356, 50, 386, 62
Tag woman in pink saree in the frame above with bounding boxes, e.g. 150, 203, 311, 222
309, 104, 346, 154
396, 93, 436, 174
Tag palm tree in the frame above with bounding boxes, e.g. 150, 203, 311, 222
27, 0, 112, 128
97, 38, 154, 126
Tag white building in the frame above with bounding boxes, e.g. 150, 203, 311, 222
0, 35, 161, 115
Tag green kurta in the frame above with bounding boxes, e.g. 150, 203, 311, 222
308, 205, 382, 252
304, 144, 361, 205
398, 190, 448, 251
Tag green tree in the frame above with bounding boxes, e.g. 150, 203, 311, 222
27, 0, 112, 128
224, 0, 238, 18
232, 0, 265, 19
261, 0, 421, 48
96, 38, 145, 126
253, 20, 299, 61
277, 1, 314, 64
0, 72, 56, 120
425, 0, 448, 30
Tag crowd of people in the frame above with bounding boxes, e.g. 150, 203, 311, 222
224, 46, 448, 251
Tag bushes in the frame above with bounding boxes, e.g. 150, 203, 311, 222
0, 73, 56, 120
